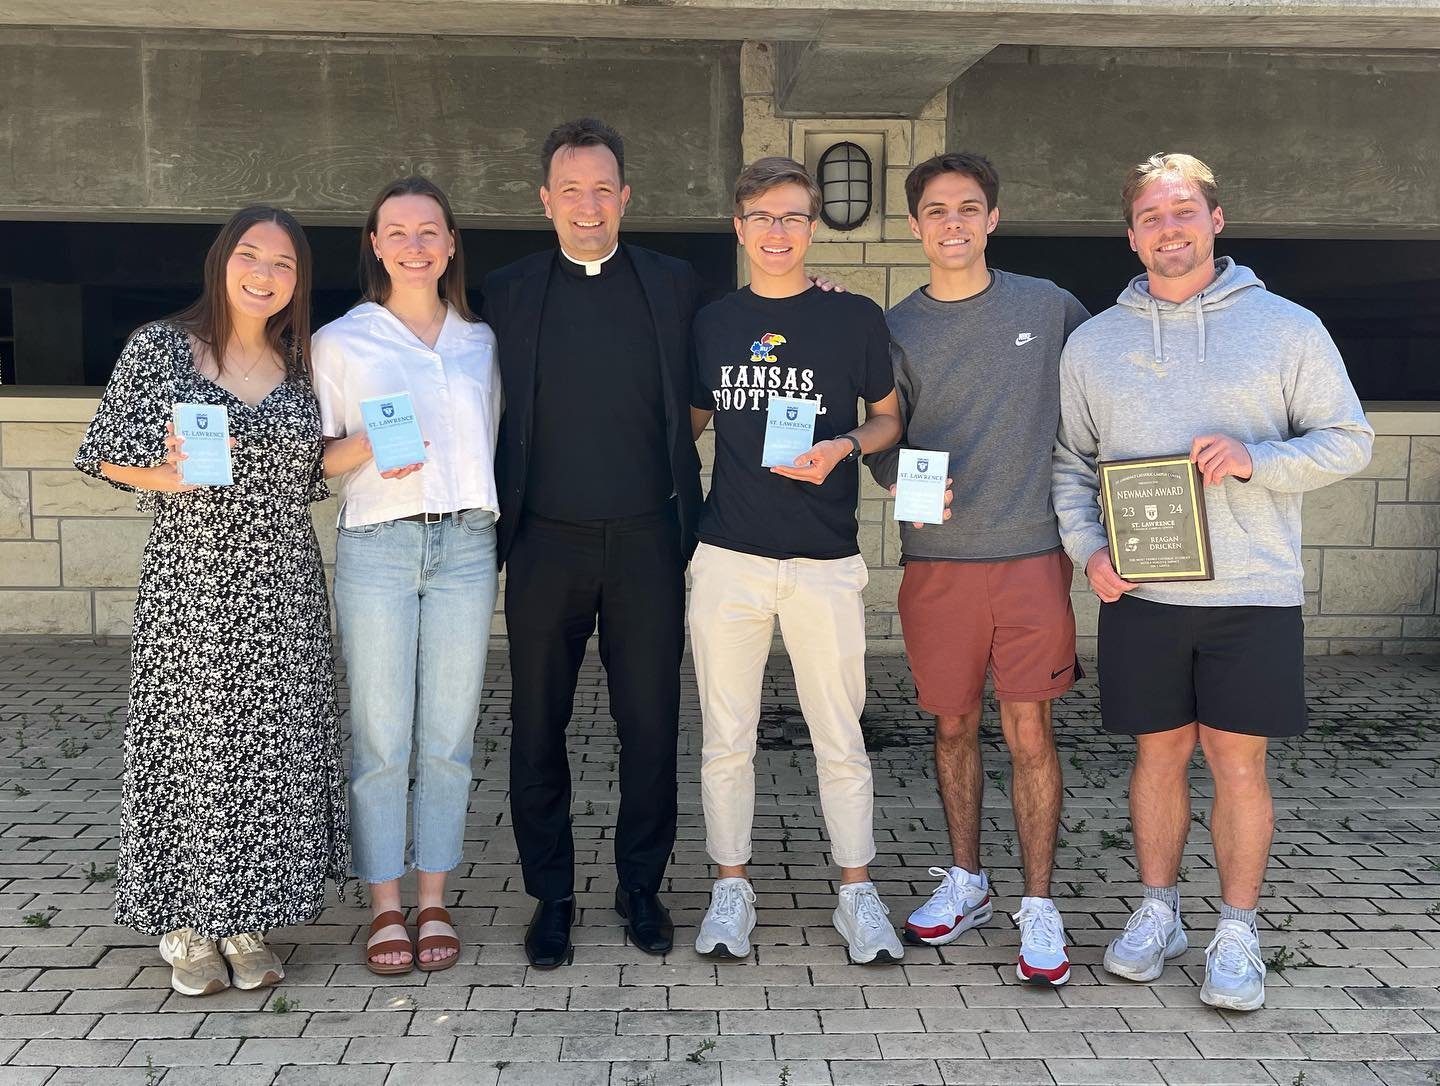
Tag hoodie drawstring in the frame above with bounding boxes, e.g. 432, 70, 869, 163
1151, 294, 1209, 367
1121, 257, 1261, 368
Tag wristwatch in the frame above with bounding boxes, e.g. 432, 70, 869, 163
838, 434, 862, 462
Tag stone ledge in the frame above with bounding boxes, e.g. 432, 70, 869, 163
1367, 404, 1440, 436
0, 389, 101, 423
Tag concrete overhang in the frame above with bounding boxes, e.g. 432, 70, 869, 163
3, 0, 1440, 51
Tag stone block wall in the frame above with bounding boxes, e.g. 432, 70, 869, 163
0, 393, 521, 641
3, 398, 1438, 652
0, 393, 331, 638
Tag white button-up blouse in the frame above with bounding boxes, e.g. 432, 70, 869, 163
312, 302, 502, 528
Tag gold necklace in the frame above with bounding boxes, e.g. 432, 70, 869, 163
396, 302, 446, 345
226, 342, 273, 383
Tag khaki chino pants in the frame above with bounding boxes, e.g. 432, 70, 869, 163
688, 542, 877, 868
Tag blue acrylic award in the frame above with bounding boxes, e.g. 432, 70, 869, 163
360, 392, 428, 474
172, 403, 233, 486
894, 449, 949, 524
761, 396, 819, 468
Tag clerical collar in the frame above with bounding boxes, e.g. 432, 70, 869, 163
559, 244, 620, 278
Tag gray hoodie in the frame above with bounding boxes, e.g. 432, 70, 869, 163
1053, 257, 1373, 607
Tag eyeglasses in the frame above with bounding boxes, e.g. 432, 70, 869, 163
739, 212, 814, 232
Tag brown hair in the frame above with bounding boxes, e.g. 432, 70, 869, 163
541, 118, 625, 186
1122, 153, 1220, 226
905, 152, 999, 218
733, 157, 822, 218
358, 176, 477, 321
169, 205, 313, 380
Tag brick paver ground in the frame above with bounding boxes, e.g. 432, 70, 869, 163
2, 640, 1439, 1086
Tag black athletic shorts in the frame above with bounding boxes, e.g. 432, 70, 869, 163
1097, 594, 1307, 738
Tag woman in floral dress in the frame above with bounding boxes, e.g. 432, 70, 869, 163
74, 205, 348, 997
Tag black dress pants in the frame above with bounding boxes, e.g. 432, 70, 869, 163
504, 504, 684, 901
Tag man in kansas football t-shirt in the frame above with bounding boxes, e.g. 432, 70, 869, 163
688, 156, 903, 965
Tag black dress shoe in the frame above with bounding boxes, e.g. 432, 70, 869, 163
525, 896, 575, 969
615, 888, 674, 954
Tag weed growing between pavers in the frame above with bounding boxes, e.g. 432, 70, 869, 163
686, 1038, 717, 1062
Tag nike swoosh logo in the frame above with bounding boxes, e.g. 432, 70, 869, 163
1051, 664, 1073, 679
1015, 333, 1036, 346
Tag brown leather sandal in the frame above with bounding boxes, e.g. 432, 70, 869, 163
415, 905, 461, 973
364, 909, 414, 976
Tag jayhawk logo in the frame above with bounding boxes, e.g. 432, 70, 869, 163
750, 332, 786, 363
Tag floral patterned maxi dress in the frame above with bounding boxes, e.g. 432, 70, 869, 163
75, 322, 349, 938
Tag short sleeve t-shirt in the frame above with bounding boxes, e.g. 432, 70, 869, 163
691, 286, 895, 560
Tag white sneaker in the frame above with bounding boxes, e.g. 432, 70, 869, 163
1103, 898, 1188, 982
1012, 897, 1071, 986
695, 877, 758, 959
1200, 919, 1267, 1011
159, 928, 230, 997
833, 882, 904, 965
219, 932, 285, 990
904, 866, 993, 946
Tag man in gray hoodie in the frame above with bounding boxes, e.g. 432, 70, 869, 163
1052, 152, 1372, 1011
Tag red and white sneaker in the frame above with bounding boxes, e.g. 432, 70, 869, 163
1013, 897, 1071, 986
904, 866, 993, 946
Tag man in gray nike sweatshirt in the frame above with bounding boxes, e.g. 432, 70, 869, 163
1053, 152, 1372, 1013
866, 152, 1089, 987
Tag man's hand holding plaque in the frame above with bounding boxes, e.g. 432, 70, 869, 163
1191, 433, 1253, 487
1085, 547, 1138, 603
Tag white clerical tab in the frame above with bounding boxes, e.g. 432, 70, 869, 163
560, 244, 619, 277
894, 449, 949, 524
361, 392, 428, 474
761, 395, 818, 469
172, 403, 233, 486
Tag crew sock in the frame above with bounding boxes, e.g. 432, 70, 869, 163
1143, 883, 1180, 914
1219, 902, 1257, 929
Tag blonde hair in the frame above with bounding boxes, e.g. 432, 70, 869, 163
733, 157, 822, 218
1122, 153, 1219, 226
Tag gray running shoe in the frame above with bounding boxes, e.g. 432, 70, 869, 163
833, 882, 904, 965
1200, 919, 1266, 1011
158, 928, 230, 997
1103, 899, 1187, 982
694, 877, 758, 959
219, 932, 285, 991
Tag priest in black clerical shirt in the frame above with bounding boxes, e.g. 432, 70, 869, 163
482, 118, 704, 968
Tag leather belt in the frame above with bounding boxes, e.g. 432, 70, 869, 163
398, 510, 468, 524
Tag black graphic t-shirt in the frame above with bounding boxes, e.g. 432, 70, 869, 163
691, 286, 895, 560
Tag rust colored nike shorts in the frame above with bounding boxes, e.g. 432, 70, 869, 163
897, 550, 1080, 716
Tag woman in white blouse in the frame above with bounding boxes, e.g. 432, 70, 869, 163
314, 177, 501, 975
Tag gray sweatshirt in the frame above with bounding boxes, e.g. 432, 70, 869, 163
1053, 257, 1373, 607
867, 270, 1090, 560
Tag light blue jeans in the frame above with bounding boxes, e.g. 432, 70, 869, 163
333, 511, 498, 883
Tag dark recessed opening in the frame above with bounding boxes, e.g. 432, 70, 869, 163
3, 223, 1437, 401
983, 234, 1440, 402
0, 221, 737, 387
